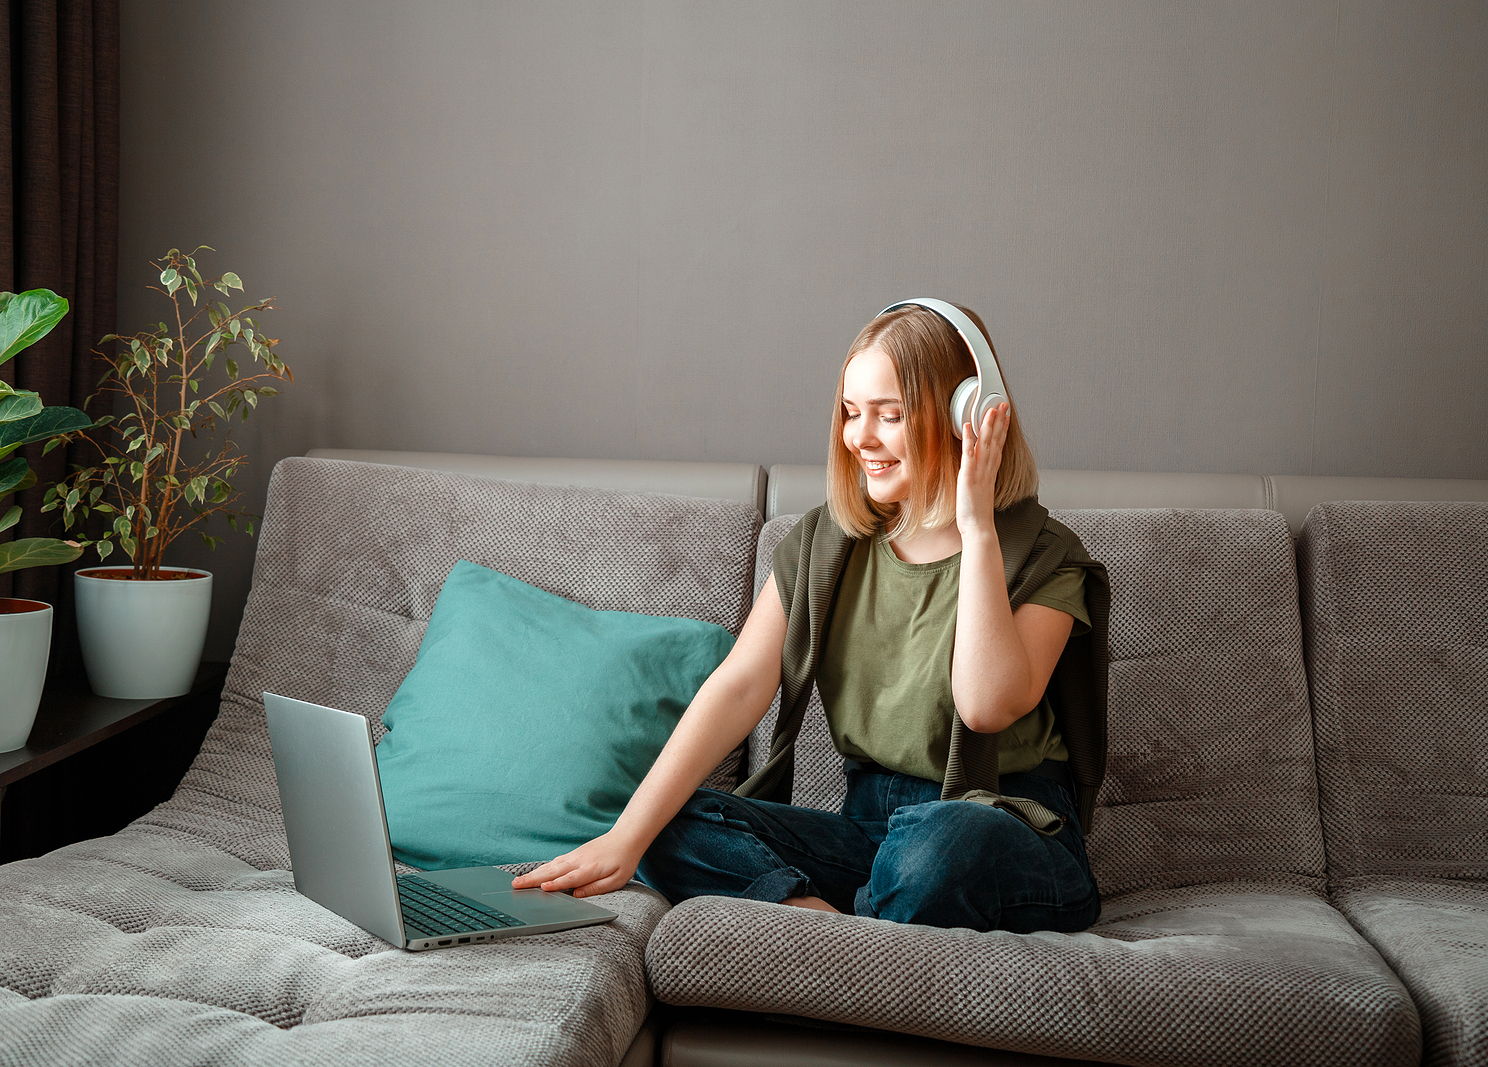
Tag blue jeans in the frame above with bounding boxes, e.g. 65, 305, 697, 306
636, 759, 1101, 934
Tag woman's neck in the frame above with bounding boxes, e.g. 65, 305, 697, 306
885, 523, 963, 565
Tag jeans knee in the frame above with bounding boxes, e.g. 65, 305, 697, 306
861, 800, 1095, 931
882, 802, 987, 868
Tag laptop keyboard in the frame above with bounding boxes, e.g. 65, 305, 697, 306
397, 874, 528, 938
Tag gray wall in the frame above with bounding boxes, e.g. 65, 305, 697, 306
116, 1, 1488, 659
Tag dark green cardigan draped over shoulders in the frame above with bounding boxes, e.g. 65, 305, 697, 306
733, 496, 1111, 833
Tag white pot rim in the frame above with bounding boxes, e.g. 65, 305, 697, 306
76, 565, 212, 581
0, 597, 53, 613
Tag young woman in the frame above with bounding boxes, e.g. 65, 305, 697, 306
513, 300, 1104, 934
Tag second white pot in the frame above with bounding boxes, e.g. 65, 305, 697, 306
0, 598, 52, 752
75, 566, 212, 699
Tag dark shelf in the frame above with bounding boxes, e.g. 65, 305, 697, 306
0, 662, 229, 862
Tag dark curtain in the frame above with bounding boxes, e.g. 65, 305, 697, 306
0, 0, 119, 681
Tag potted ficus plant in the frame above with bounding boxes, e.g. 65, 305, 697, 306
42, 246, 291, 699
0, 289, 92, 749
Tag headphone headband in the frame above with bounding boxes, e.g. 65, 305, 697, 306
877, 298, 1008, 439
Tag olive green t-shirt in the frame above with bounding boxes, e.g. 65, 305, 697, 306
816, 530, 1090, 783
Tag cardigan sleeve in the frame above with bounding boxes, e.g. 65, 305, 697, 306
769, 507, 816, 616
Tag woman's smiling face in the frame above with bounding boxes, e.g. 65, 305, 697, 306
841, 346, 910, 504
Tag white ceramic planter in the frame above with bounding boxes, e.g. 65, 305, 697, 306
1, 598, 52, 752
75, 566, 212, 699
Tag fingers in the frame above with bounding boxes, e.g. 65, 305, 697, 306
964, 404, 1010, 455
511, 856, 622, 897
511, 854, 573, 889
508, 857, 559, 892
533, 865, 600, 892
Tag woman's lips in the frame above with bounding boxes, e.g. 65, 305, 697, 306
864, 460, 899, 477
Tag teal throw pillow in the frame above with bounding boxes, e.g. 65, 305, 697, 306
374, 559, 736, 869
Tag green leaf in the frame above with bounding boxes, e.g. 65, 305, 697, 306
0, 405, 92, 457
0, 456, 32, 495
65, 487, 80, 510
190, 379, 199, 393
244, 390, 258, 408
130, 460, 144, 480
145, 444, 165, 464
160, 268, 180, 290
221, 272, 242, 290
184, 279, 199, 305
0, 389, 44, 424
0, 536, 83, 574
0, 504, 19, 533
0, 289, 69, 366
96, 539, 114, 562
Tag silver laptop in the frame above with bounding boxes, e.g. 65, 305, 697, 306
264, 692, 617, 950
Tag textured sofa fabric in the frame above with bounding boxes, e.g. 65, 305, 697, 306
649, 508, 1420, 1066
0, 458, 761, 1067
1300, 501, 1488, 1067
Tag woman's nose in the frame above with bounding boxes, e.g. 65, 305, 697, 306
851, 422, 878, 449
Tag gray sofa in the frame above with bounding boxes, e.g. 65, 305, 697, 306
0, 450, 1483, 1067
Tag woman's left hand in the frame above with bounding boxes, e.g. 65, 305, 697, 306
956, 402, 1010, 536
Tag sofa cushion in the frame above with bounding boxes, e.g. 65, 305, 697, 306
645, 885, 1419, 1066
0, 828, 664, 1065
1332, 880, 1488, 1067
0, 458, 762, 1065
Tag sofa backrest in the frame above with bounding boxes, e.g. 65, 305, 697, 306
1299, 500, 1488, 888
766, 464, 1488, 532
752, 506, 1330, 899
157, 457, 760, 867
306, 448, 767, 515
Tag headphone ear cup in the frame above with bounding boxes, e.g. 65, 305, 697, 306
949, 377, 980, 439
974, 387, 1009, 433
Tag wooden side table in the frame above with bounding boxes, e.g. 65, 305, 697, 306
0, 662, 229, 862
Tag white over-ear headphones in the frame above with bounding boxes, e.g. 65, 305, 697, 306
877, 297, 1008, 440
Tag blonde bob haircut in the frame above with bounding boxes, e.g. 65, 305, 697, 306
826, 302, 1039, 541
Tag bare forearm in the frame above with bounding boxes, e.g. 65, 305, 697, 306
952, 531, 1033, 731
608, 671, 769, 850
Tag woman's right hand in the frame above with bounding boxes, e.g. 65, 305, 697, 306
510, 830, 645, 899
